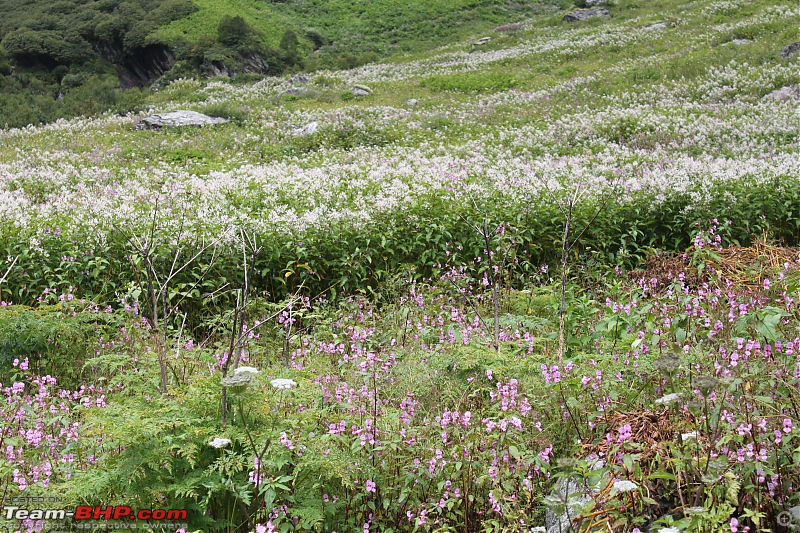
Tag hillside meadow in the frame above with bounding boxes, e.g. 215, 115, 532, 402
1, 0, 800, 532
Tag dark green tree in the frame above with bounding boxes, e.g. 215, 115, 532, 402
279, 29, 300, 67
217, 15, 251, 47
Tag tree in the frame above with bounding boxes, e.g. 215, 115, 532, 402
279, 29, 300, 67
217, 15, 251, 47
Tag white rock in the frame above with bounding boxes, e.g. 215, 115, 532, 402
352, 84, 373, 96
644, 22, 667, 31
140, 110, 228, 129
294, 122, 319, 136
473, 37, 492, 46
765, 86, 800, 101
723, 38, 751, 46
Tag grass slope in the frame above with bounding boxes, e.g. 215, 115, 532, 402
155, 0, 551, 54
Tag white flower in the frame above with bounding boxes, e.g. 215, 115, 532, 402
234, 366, 261, 375
612, 480, 638, 493
681, 431, 698, 441
654, 393, 683, 405
659, 528, 681, 533
271, 378, 297, 389
529, 528, 546, 533
209, 437, 231, 449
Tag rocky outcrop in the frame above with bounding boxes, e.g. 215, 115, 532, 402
764, 85, 800, 101
124, 44, 175, 86
352, 84, 373, 96
780, 42, 800, 59
293, 122, 319, 136
139, 111, 228, 129
564, 9, 610, 22
643, 22, 667, 31
95, 42, 176, 89
493, 22, 524, 32
724, 38, 751, 46
207, 52, 270, 77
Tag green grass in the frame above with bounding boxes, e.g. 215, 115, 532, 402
155, 0, 550, 57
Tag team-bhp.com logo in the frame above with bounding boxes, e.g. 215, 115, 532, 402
4, 505, 188, 521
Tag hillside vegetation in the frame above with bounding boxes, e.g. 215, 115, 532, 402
1, 0, 800, 531
0, 0, 546, 128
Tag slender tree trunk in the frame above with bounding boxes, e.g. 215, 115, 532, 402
558, 202, 573, 364
145, 253, 169, 395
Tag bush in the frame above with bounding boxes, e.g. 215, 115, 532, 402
217, 15, 252, 47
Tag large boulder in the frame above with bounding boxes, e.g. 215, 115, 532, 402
644, 22, 667, 31
293, 122, 319, 136
352, 84, 373, 96
764, 85, 800, 101
139, 110, 228, 129
780, 42, 800, 59
564, 9, 610, 22
723, 38, 751, 46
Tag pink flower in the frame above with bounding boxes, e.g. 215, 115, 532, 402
783, 419, 793, 434
617, 424, 632, 443
365, 479, 376, 493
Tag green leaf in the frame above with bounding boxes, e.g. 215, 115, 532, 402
675, 327, 686, 345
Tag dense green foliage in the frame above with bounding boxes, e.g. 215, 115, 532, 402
0, 0, 546, 128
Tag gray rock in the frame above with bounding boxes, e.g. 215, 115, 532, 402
582, 0, 607, 6
564, 9, 609, 22
544, 457, 606, 533
207, 52, 269, 77
644, 22, 667, 31
724, 38, 751, 46
780, 42, 800, 59
280, 86, 319, 98
293, 122, 319, 136
291, 74, 310, 85
352, 84, 373, 96
139, 110, 228, 129
493, 22, 524, 32
406, 98, 419, 107
473, 37, 492, 46
764, 85, 800, 101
